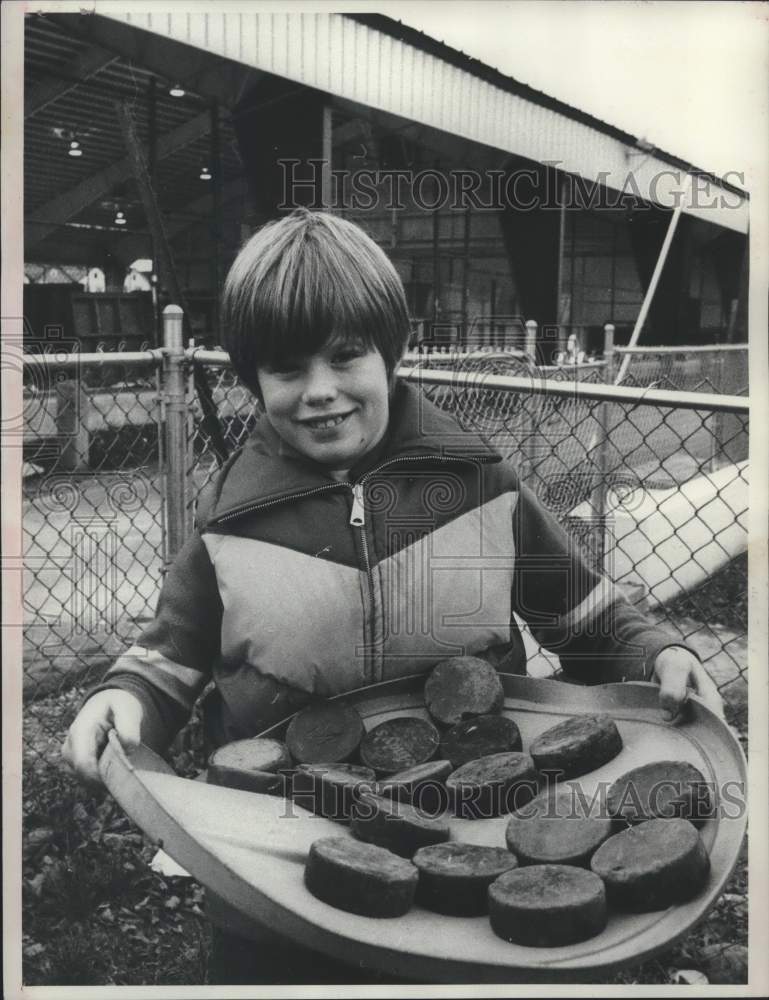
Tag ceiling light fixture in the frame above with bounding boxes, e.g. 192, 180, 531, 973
114, 210, 127, 226
199, 165, 212, 181
169, 82, 185, 98
68, 139, 82, 157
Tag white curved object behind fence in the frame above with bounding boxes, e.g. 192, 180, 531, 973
574, 462, 749, 608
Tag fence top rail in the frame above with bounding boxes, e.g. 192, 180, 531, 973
188, 349, 233, 365
614, 344, 749, 354
22, 349, 164, 367
397, 367, 750, 414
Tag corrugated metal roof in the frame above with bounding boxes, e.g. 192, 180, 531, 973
348, 13, 747, 197
99, 8, 748, 234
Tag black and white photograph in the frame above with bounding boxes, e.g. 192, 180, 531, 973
2, 0, 768, 994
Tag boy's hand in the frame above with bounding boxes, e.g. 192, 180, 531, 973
62, 689, 144, 789
652, 647, 724, 720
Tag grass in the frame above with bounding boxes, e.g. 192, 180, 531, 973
20, 676, 748, 987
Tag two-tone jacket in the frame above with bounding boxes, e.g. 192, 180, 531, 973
94, 380, 690, 751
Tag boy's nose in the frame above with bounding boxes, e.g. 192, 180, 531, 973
301, 363, 338, 405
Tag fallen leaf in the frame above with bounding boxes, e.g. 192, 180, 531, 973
24, 943, 45, 958
27, 872, 47, 896
164, 895, 181, 910
671, 969, 709, 985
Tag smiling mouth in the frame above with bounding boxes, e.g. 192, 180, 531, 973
300, 412, 353, 430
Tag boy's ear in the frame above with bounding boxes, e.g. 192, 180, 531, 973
388, 360, 403, 394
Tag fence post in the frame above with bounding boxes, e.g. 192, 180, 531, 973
521, 320, 539, 485
602, 323, 615, 384
162, 305, 188, 565
55, 377, 90, 472
524, 319, 538, 364
709, 351, 726, 472
591, 323, 616, 568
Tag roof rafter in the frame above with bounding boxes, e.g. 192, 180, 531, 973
26, 43, 119, 118
25, 110, 211, 250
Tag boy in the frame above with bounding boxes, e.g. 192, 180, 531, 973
64, 208, 722, 983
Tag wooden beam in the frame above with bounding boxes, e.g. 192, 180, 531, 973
25, 111, 211, 250
25, 45, 119, 118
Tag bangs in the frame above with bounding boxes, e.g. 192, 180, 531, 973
251, 238, 392, 369
222, 210, 410, 393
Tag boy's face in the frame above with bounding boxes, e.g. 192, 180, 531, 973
257, 338, 391, 472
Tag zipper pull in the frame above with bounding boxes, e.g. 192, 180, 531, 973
350, 483, 365, 527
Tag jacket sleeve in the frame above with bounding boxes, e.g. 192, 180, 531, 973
510, 478, 697, 683
86, 528, 223, 752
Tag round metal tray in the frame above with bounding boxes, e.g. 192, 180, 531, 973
99, 675, 747, 982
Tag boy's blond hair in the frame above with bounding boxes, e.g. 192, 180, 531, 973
222, 209, 411, 397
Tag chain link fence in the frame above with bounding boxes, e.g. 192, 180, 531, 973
21, 349, 166, 809
21, 338, 749, 816
612, 345, 749, 396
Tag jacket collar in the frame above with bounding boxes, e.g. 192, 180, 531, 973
208, 379, 502, 524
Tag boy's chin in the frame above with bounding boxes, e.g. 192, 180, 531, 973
297, 442, 359, 470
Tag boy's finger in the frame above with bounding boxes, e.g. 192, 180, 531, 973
658, 667, 689, 721
111, 698, 142, 751
64, 721, 108, 787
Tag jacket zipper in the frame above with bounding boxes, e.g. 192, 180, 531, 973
211, 454, 498, 685
344, 455, 498, 684
345, 453, 499, 528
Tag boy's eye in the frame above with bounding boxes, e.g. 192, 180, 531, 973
268, 359, 302, 375
333, 347, 365, 364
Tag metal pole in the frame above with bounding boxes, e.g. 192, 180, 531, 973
147, 77, 157, 182
147, 77, 159, 345
709, 350, 726, 472
524, 318, 538, 364
592, 323, 615, 564
162, 305, 188, 564
585, 177, 692, 459
556, 174, 568, 358
462, 208, 470, 348
55, 377, 90, 472
522, 319, 539, 484
211, 99, 222, 341
616, 175, 692, 385
322, 104, 333, 209
432, 187, 440, 331
603, 321, 615, 383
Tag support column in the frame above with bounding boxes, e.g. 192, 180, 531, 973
322, 104, 333, 208
592, 323, 615, 566
211, 99, 222, 340
556, 174, 569, 358
162, 305, 188, 565
461, 208, 471, 348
